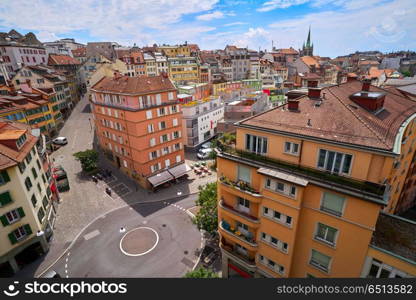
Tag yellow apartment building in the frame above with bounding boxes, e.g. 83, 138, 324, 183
158, 44, 191, 58
0, 120, 55, 276
217, 79, 416, 278
168, 56, 199, 85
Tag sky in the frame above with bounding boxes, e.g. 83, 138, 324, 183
0, 0, 415, 58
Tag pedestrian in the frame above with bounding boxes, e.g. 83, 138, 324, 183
92, 176, 97, 183
106, 187, 112, 197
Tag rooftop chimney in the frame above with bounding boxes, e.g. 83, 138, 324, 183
307, 79, 318, 88
287, 99, 299, 111
362, 79, 371, 91
308, 87, 321, 99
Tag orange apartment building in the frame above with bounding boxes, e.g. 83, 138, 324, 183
217, 78, 416, 278
90, 74, 187, 189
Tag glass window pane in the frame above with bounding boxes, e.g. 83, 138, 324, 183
262, 138, 267, 154
322, 192, 345, 216
285, 142, 291, 152
318, 149, 326, 168
333, 152, 343, 173
379, 268, 391, 278
238, 165, 251, 183
326, 151, 335, 171
368, 264, 379, 278
342, 154, 352, 174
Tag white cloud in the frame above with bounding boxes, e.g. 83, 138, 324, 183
196, 11, 225, 21
223, 22, 248, 27
257, 0, 309, 12
36, 31, 60, 42
0, 0, 219, 45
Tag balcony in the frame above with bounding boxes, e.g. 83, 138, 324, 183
219, 199, 260, 225
219, 220, 258, 250
219, 145, 387, 202
219, 176, 262, 201
220, 240, 256, 270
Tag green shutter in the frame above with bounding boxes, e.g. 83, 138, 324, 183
23, 224, 32, 235
1, 170, 10, 183
0, 215, 9, 226
8, 232, 17, 245
17, 207, 25, 218
0, 191, 12, 207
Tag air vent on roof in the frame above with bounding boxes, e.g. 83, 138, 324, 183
314, 100, 322, 107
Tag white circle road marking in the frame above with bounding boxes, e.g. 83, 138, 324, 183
119, 227, 159, 257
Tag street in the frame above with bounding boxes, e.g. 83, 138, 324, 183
14, 96, 216, 278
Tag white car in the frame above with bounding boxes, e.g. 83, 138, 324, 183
52, 137, 68, 145
197, 148, 213, 160
200, 142, 212, 149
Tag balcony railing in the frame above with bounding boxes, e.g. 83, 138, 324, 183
220, 220, 257, 247
219, 200, 259, 223
220, 145, 386, 200
221, 241, 256, 267
219, 176, 262, 198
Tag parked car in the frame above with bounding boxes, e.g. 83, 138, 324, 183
41, 269, 61, 278
53, 169, 67, 181
197, 148, 213, 160
57, 178, 70, 192
52, 165, 64, 172
200, 142, 212, 149
53, 137, 68, 145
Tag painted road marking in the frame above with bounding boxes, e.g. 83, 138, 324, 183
83, 229, 100, 241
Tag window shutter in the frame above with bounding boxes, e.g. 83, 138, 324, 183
8, 232, 17, 245
1, 170, 10, 183
0, 191, 12, 207
0, 215, 9, 226
17, 207, 25, 218
149, 152, 152, 160
157, 150, 160, 157
158, 163, 161, 169
24, 224, 32, 235
160, 136, 163, 143
178, 131, 182, 138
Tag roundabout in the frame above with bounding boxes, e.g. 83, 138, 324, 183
120, 227, 159, 257
49, 195, 202, 277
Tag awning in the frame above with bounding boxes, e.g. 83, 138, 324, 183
147, 171, 174, 187
257, 167, 309, 186
168, 163, 191, 179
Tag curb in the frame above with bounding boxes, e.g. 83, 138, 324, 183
35, 192, 199, 277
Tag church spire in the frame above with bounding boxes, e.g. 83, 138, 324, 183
306, 25, 311, 48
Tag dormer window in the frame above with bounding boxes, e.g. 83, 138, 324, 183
16, 134, 27, 148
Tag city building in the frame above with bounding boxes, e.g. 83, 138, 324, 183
86, 42, 117, 61
217, 78, 416, 278
71, 47, 87, 64
0, 30, 47, 76
225, 46, 250, 81
168, 56, 199, 84
44, 38, 84, 51
158, 44, 191, 58
143, 53, 157, 77
0, 120, 55, 276
90, 74, 187, 189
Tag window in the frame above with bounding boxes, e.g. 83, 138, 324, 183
42, 196, 48, 209
38, 207, 45, 223
171, 105, 178, 113
150, 151, 157, 159
245, 134, 267, 154
158, 108, 165, 116
367, 259, 407, 278
321, 192, 345, 217
173, 131, 180, 139
176, 155, 181, 163
315, 223, 338, 245
31, 194, 37, 207
284, 142, 299, 155
265, 178, 271, 188
25, 152, 32, 164
146, 110, 152, 119
123, 160, 128, 168
168, 92, 174, 100
310, 249, 331, 272
237, 165, 251, 183
156, 94, 162, 105
173, 118, 178, 126
11, 225, 31, 242
276, 182, 284, 192
37, 183, 42, 193
161, 134, 169, 143
165, 159, 170, 168
317, 149, 352, 175
5, 208, 23, 224
25, 177, 32, 191
0, 170, 10, 185
36, 159, 41, 170
159, 121, 166, 130
150, 138, 156, 147
31, 167, 38, 179
148, 124, 154, 133
259, 255, 285, 275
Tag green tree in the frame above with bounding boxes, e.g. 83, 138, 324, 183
184, 267, 218, 278
73, 149, 99, 172
194, 182, 218, 234
401, 70, 411, 77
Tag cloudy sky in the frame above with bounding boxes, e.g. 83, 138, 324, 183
0, 0, 414, 57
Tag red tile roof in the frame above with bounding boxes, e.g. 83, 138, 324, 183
277, 47, 298, 55
91, 75, 176, 95
48, 54, 80, 65
71, 47, 86, 57
240, 80, 416, 152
